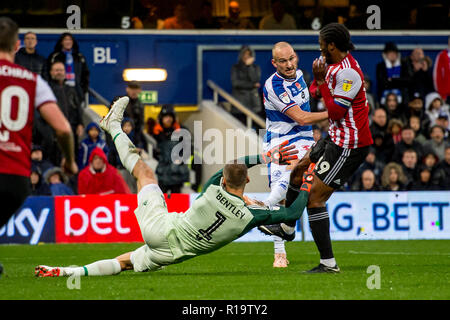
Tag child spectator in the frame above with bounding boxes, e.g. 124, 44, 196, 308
387, 119, 403, 144
77, 147, 130, 195
409, 115, 428, 145
78, 122, 109, 170
30, 165, 51, 196
425, 92, 450, 127
43, 167, 74, 196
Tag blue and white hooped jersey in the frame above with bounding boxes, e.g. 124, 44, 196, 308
262, 69, 313, 148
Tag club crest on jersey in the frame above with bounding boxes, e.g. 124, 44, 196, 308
295, 82, 301, 89
342, 79, 353, 92
278, 91, 290, 104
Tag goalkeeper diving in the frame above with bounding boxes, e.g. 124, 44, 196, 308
35, 96, 314, 277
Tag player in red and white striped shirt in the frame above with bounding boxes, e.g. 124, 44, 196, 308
0, 17, 78, 228
259, 23, 373, 273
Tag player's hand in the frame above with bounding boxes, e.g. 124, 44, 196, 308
61, 158, 78, 175
312, 58, 327, 85
261, 140, 299, 165
243, 195, 266, 207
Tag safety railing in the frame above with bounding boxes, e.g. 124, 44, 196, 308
206, 80, 266, 129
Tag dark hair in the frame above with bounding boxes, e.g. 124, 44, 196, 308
223, 161, 248, 189
127, 81, 141, 90
53, 32, 79, 54
319, 23, 355, 52
0, 17, 18, 52
430, 125, 445, 135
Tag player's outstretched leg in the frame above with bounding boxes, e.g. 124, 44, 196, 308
100, 96, 157, 191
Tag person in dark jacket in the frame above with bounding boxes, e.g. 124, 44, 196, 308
392, 126, 425, 163
231, 45, 262, 122
78, 122, 109, 170
30, 164, 51, 196
149, 105, 190, 194
432, 146, 450, 190
47, 32, 89, 101
376, 42, 410, 104
43, 167, 74, 196
124, 82, 146, 150
49, 61, 84, 154
31, 144, 55, 176
14, 32, 47, 77
410, 166, 436, 191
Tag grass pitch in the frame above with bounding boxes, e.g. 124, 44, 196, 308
0, 240, 449, 300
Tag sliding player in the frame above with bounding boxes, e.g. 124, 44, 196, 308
259, 23, 373, 273
35, 96, 315, 277
260, 41, 328, 267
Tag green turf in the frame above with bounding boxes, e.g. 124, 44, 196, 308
0, 240, 449, 300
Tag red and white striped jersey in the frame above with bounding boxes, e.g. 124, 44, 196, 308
325, 54, 373, 149
0, 59, 56, 177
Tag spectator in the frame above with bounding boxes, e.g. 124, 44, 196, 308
259, 0, 296, 30
350, 149, 384, 190
124, 82, 145, 150
392, 126, 424, 163
381, 162, 407, 191
108, 118, 140, 194
221, 1, 255, 30
14, 32, 46, 77
370, 108, 388, 137
432, 146, 450, 190
423, 125, 449, 161
30, 165, 51, 196
312, 126, 323, 142
405, 91, 431, 136
77, 147, 131, 195
405, 48, 434, 96
401, 149, 419, 188
432, 36, 450, 102
48, 61, 84, 154
364, 73, 377, 115
376, 42, 410, 104
435, 113, 449, 138
32, 110, 61, 166
231, 45, 262, 123
383, 92, 406, 122
357, 169, 380, 191
194, 1, 221, 29
31, 144, 54, 175
343, 4, 366, 30
43, 167, 74, 196
409, 115, 428, 145
150, 104, 190, 194
372, 132, 393, 164
425, 92, 450, 127
163, 3, 194, 29
387, 118, 403, 144
132, 2, 164, 29
422, 151, 439, 173
410, 166, 435, 190
48, 32, 89, 101
78, 122, 109, 170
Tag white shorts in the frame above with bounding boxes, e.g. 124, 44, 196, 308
264, 138, 314, 188
130, 184, 176, 272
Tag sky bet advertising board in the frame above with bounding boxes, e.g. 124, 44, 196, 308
1, 192, 448, 244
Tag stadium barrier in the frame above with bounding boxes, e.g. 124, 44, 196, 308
1, 192, 448, 244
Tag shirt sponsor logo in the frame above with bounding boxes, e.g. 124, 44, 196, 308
342, 79, 353, 92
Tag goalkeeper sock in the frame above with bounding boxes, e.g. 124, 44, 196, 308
273, 236, 286, 254
112, 130, 141, 174
63, 259, 121, 277
283, 184, 301, 228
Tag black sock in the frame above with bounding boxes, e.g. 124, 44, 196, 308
307, 207, 334, 260
284, 184, 301, 227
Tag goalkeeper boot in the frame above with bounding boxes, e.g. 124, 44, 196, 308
35, 265, 62, 277
304, 263, 340, 274
100, 96, 129, 134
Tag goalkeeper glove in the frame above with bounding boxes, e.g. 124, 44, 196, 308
261, 140, 299, 165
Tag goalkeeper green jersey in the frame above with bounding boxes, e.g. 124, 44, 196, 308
165, 155, 308, 262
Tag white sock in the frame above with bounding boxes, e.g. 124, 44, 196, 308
264, 184, 287, 208
273, 236, 286, 254
112, 131, 141, 174
320, 258, 336, 267
280, 223, 295, 235
63, 259, 122, 277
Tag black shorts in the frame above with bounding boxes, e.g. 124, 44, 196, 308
310, 137, 369, 189
0, 174, 31, 227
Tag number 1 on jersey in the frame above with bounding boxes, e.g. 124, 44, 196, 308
196, 211, 226, 241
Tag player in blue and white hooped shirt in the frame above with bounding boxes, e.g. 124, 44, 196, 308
261, 42, 328, 267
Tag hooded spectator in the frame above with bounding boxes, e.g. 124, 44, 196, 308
47, 32, 89, 100
231, 45, 262, 123
381, 162, 407, 191
43, 167, 74, 196
30, 165, 51, 196
77, 147, 131, 195
31, 144, 54, 175
14, 32, 46, 77
78, 122, 109, 170
425, 92, 450, 127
